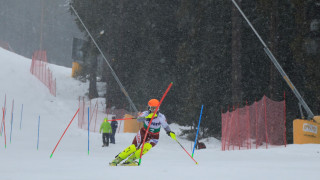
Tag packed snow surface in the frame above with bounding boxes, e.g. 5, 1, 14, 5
0, 48, 320, 180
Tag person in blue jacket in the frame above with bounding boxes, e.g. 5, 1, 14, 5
110, 116, 118, 144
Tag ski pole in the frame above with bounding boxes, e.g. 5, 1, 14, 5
50, 108, 79, 158
174, 138, 198, 165
139, 82, 173, 165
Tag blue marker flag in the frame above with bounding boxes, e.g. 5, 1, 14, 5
192, 105, 204, 157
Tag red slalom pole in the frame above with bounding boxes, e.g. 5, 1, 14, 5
108, 118, 135, 122
50, 108, 79, 158
2, 108, 6, 148
174, 138, 198, 164
139, 82, 173, 165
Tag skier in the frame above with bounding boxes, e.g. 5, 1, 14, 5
100, 117, 112, 147
109, 99, 176, 166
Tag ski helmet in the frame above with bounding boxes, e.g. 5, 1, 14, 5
148, 99, 159, 107
148, 99, 159, 112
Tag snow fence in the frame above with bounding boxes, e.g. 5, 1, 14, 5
30, 50, 56, 96
221, 95, 286, 150
78, 97, 142, 133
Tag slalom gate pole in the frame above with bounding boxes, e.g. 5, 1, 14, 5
37, 116, 40, 150
50, 108, 79, 158
20, 104, 23, 130
138, 82, 173, 166
175, 138, 198, 164
1, 95, 6, 136
108, 118, 135, 122
192, 105, 204, 157
10, 99, 14, 143
88, 107, 89, 155
2, 108, 6, 148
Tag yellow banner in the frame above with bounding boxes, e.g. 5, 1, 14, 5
293, 119, 320, 144
71, 62, 81, 77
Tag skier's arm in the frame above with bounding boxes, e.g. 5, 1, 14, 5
136, 111, 149, 122
160, 114, 176, 140
164, 126, 176, 140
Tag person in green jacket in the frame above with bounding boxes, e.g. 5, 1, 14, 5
100, 117, 112, 147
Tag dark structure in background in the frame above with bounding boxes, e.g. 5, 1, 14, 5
1, 0, 319, 143
70, 0, 320, 143
0, 0, 84, 67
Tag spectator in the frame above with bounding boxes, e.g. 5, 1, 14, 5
110, 116, 118, 144
99, 117, 112, 147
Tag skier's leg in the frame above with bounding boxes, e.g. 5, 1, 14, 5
110, 129, 141, 165
110, 144, 137, 165
124, 143, 152, 164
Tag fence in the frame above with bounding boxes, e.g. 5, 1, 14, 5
78, 97, 140, 133
221, 95, 286, 151
30, 50, 56, 96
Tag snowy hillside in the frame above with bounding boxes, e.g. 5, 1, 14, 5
0, 48, 320, 180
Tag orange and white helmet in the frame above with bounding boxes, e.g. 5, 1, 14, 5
148, 99, 159, 112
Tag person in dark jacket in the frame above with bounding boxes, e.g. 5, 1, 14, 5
110, 116, 118, 144
100, 117, 112, 147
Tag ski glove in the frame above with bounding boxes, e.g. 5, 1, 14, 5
136, 116, 145, 121
167, 131, 176, 140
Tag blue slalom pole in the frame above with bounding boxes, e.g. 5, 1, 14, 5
10, 101, 14, 144
20, 104, 23, 130
37, 116, 40, 150
88, 107, 89, 155
192, 105, 204, 157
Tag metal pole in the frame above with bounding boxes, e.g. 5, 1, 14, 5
70, 5, 138, 114
231, 0, 314, 120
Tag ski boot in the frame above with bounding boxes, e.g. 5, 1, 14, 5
121, 143, 152, 166
109, 156, 123, 166
121, 153, 139, 166
109, 144, 137, 166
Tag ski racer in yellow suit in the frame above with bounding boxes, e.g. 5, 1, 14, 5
110, 99, 176, 166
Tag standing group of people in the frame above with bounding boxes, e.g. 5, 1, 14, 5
99, 116, 118, 147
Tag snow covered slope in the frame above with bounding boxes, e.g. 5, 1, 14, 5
0, 48, 320, 180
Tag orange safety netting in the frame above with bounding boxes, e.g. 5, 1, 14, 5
221, 95, 286, 151
30, 50, 56, 96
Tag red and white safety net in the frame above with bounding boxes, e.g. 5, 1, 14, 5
221, 95, 286, 151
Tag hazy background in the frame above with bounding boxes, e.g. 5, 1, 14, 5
0, 0, 84, 67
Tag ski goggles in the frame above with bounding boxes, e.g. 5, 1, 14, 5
148, 106, 158, 112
